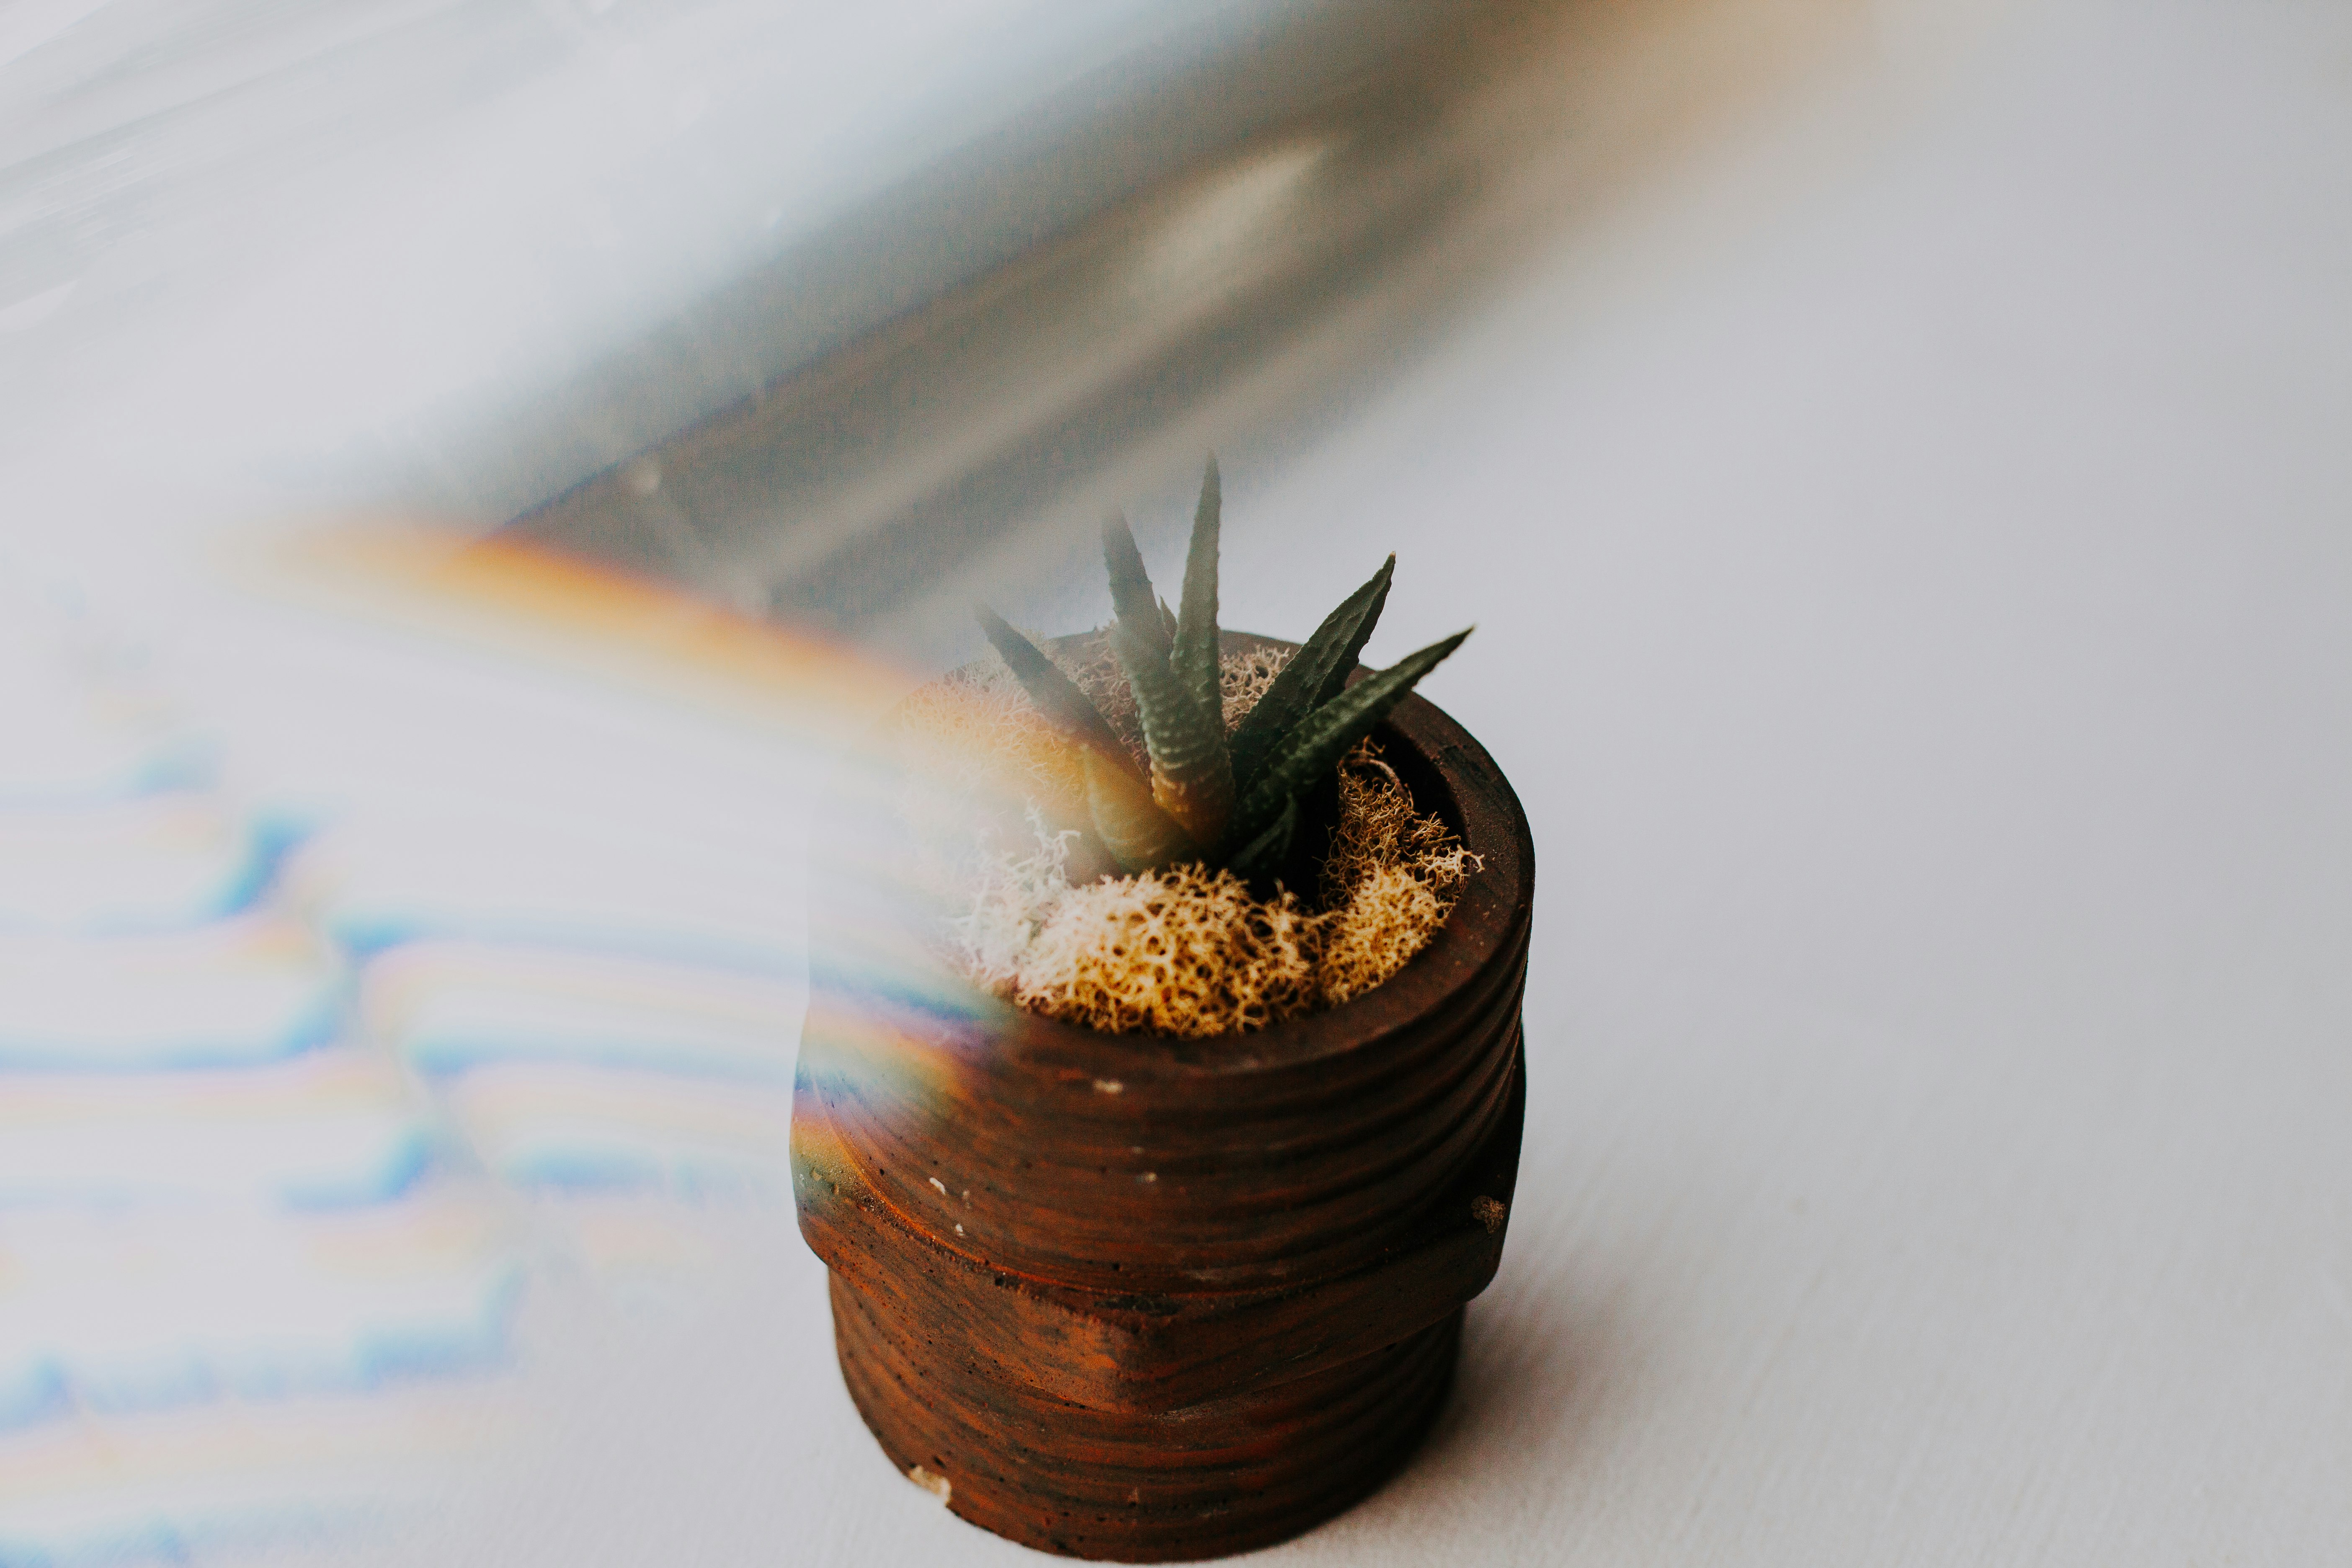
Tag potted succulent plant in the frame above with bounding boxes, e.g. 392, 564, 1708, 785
792, 462, 1532, 1561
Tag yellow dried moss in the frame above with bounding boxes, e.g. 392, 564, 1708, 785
1008, 864, 1323, 1036
949, 755, 1476, 1039
1316, 751, 1481, 1005
1218, 644, 1289, 730
897, 640, 1476, 1037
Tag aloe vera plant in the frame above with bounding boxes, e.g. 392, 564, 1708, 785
976, 459, 1469, 877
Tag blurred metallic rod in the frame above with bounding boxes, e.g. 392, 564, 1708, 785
438, 0, 1470, 521
515, 103, 1455, 606
512, 0, 1868, 647
507, 14, 1483, 627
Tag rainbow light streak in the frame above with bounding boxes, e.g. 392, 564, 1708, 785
362, 940, 804, 1081
0, 919, 340, 1072
0, 521, 1042, 1558
797, 740, 1045, 1042
0, 1052, 428, 1208
444, 1063, 796, 1196
792, 993, 967, 1120
0, 1387, 511, 1563
291, 812, 807, 975
0, 607, 200, 810
0, 1194, 518, 1426
0, 797, 300, 937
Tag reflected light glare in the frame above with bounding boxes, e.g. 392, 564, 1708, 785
364, 940, 806, 1081
0, 1051, 427, 1207
0, 1386, 511, 1560
1140, 138, 1333, 297
444, 1063, 797, 1197
0, 797, 287, 935
0, 919, 338, 1071
0, 518, 1039, 1561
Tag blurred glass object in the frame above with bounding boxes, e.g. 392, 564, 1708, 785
0, 0, 1470, 557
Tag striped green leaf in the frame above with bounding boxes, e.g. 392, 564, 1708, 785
1228, 554, 1393, 793
1223, 794, 1297, 882
1100, 513, 1169, 663
1110, 616, 1233, 846
1085, 751, 1197, 872
973, 606, 1138, 777
1229, 629, 1470, 846
1169, 458, 1223, 728
1313, 556, 1395, 710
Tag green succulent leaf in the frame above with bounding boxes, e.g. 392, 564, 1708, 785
1085, 750, 1197, 872
1313, 556, 1395, 711
1109, 616, 1234, 846
1169, 458, 1223, 728
1229, 629, 1470, 846
1228, 554, 1394, 792
1001, 459, 1475, 882
972, 605, 1138, 779
1100, 514, 1170, 663
1223, 794, 1297, 882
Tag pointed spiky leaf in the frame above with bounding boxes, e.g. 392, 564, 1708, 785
1228, 555, 1394, 792
1169, 458, 1223, 727
1110, 616, 1233, 846
1101, 514, 1169, 663
1085, 750, 1196, 872
1158, 596, 1179, 648
1313, 556, 1394, 709
1223, 794, 1297, 882
972, 606, 1139, 779
1230, 629, 1470, 845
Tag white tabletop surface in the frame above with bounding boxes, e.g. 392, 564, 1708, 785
1219, 5, 2352, 1561
445, 5, 2352, 1561
3, 1, 2347, 1564
1223, 10, 2352, 1565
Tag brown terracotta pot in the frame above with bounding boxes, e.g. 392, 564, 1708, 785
792, 632, 1533, 1561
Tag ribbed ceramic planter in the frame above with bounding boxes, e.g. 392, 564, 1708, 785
792, 632, 1532, 1561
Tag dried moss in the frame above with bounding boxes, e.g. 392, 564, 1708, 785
1003, 860, 1324, 1037
894, 642, 1476, 1038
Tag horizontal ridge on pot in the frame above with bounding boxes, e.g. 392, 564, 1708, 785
833, 1271, 1465, 1563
